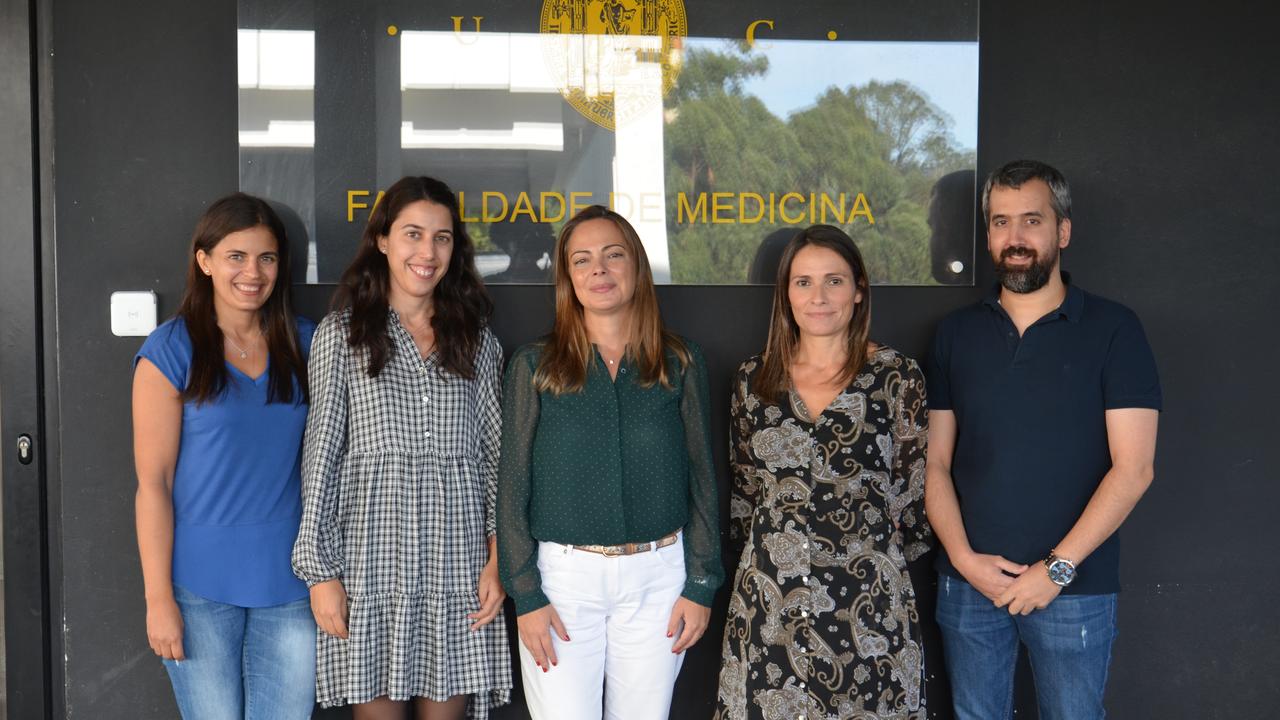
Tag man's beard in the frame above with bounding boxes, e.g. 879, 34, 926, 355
995, 245, 1057, 293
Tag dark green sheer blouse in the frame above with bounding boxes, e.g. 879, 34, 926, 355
496, 339, 724, 615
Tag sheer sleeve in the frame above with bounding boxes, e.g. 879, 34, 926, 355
292, 311, 349, 585
475, 329, 504, 537
677, 341, 725, 607
891, 357, 934, 561
495, 344, 550, 615
727, 359, 761, 561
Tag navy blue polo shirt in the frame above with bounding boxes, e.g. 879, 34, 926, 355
926, 274, 1161, 594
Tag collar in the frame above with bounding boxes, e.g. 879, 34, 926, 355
983, 271, 1084, 323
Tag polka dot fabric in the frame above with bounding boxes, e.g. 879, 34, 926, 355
495, 338, 724, 615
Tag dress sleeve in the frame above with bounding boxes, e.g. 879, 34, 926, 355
677, 341, 725, 607
291, 312, 349, 586
476, 330, 504, 537
496, 345, 550, 615
892, 357, 934, 561
727, 360, 760, 561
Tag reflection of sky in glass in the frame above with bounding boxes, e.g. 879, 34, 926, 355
687, 38, 979, 151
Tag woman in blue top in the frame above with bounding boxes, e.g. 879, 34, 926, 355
133, 193, 317, 719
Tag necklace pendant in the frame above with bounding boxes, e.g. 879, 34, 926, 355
238, 350, 248, 359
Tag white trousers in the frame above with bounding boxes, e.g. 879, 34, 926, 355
519, 536, 687, 720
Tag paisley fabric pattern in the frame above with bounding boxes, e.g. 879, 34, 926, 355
715, 347, 933, 720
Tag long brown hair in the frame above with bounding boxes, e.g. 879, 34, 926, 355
176, 193, 309, 405
754, 224, 872, 404
534, 205, 688, 394
332, 176, 493, 379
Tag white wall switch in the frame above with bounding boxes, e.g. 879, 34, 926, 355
111, 291, 158, 337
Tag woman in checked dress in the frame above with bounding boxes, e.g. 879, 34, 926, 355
715, 225, 933, 720
292, 176, 512, 719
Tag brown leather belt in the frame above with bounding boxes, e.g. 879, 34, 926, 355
571, 531, 679, 558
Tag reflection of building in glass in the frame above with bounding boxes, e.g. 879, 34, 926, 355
485, 220, 556, 284
234, 19, 977, 287
398, 31, 671, 282
237, 29, 317, 281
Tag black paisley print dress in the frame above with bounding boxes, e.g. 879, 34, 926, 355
715, 348, 933, 720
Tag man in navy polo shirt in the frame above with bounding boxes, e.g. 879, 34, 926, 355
925, 160, 1161, 720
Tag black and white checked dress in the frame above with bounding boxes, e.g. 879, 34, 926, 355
292, 309, 512, 714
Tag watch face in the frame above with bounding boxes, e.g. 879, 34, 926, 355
1048, 560, 1076, 586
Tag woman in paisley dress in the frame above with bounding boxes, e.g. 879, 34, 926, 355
715, 225, 933, 720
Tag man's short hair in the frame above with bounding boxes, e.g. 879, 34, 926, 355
981, 159, 1072, 226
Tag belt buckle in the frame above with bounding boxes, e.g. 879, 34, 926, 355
601, 545, 624, 558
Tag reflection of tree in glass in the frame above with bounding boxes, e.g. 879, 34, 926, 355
664, 43, 975, 284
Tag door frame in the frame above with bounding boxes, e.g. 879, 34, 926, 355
0, 0, 60, 716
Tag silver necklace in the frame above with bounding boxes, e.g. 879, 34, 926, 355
401, 311, 432, 335
225, 334, 254, 359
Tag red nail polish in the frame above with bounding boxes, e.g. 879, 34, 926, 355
552, 661, 558, 667
542, 666, 548, 673
667, 631, 673, 638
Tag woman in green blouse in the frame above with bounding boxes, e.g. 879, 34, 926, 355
496, 205, 723, 720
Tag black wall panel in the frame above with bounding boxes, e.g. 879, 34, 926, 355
40, 0, 1279, 717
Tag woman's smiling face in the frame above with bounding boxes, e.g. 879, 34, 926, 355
378, 199, 454, 305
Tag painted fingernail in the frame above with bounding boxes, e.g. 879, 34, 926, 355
542, 665, 548, 673
552, 660, 558, 667
667, 631, 673, 637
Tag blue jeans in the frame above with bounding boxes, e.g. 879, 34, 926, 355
163, 585, 316, 719
936, 575, 1118, 720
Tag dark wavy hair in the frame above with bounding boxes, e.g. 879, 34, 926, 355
177, 192, 309, 405
332, 176, 493, 378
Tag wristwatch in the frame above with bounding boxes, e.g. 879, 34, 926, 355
1044, 551, 1077, 587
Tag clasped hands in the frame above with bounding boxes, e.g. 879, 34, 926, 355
957, 551, 1062, 615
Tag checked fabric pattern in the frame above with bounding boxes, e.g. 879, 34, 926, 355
292, 308, 512, 714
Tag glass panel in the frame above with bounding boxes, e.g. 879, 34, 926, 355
239, 1, 978, 285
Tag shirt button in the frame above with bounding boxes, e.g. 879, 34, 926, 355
801, 609, 808, 617
799, 682, 806, 689
424, 431, 431, 438
422, 395, 430, 403
801, 575, 809, 583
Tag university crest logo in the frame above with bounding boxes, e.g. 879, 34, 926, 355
539, 0, 687, 131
